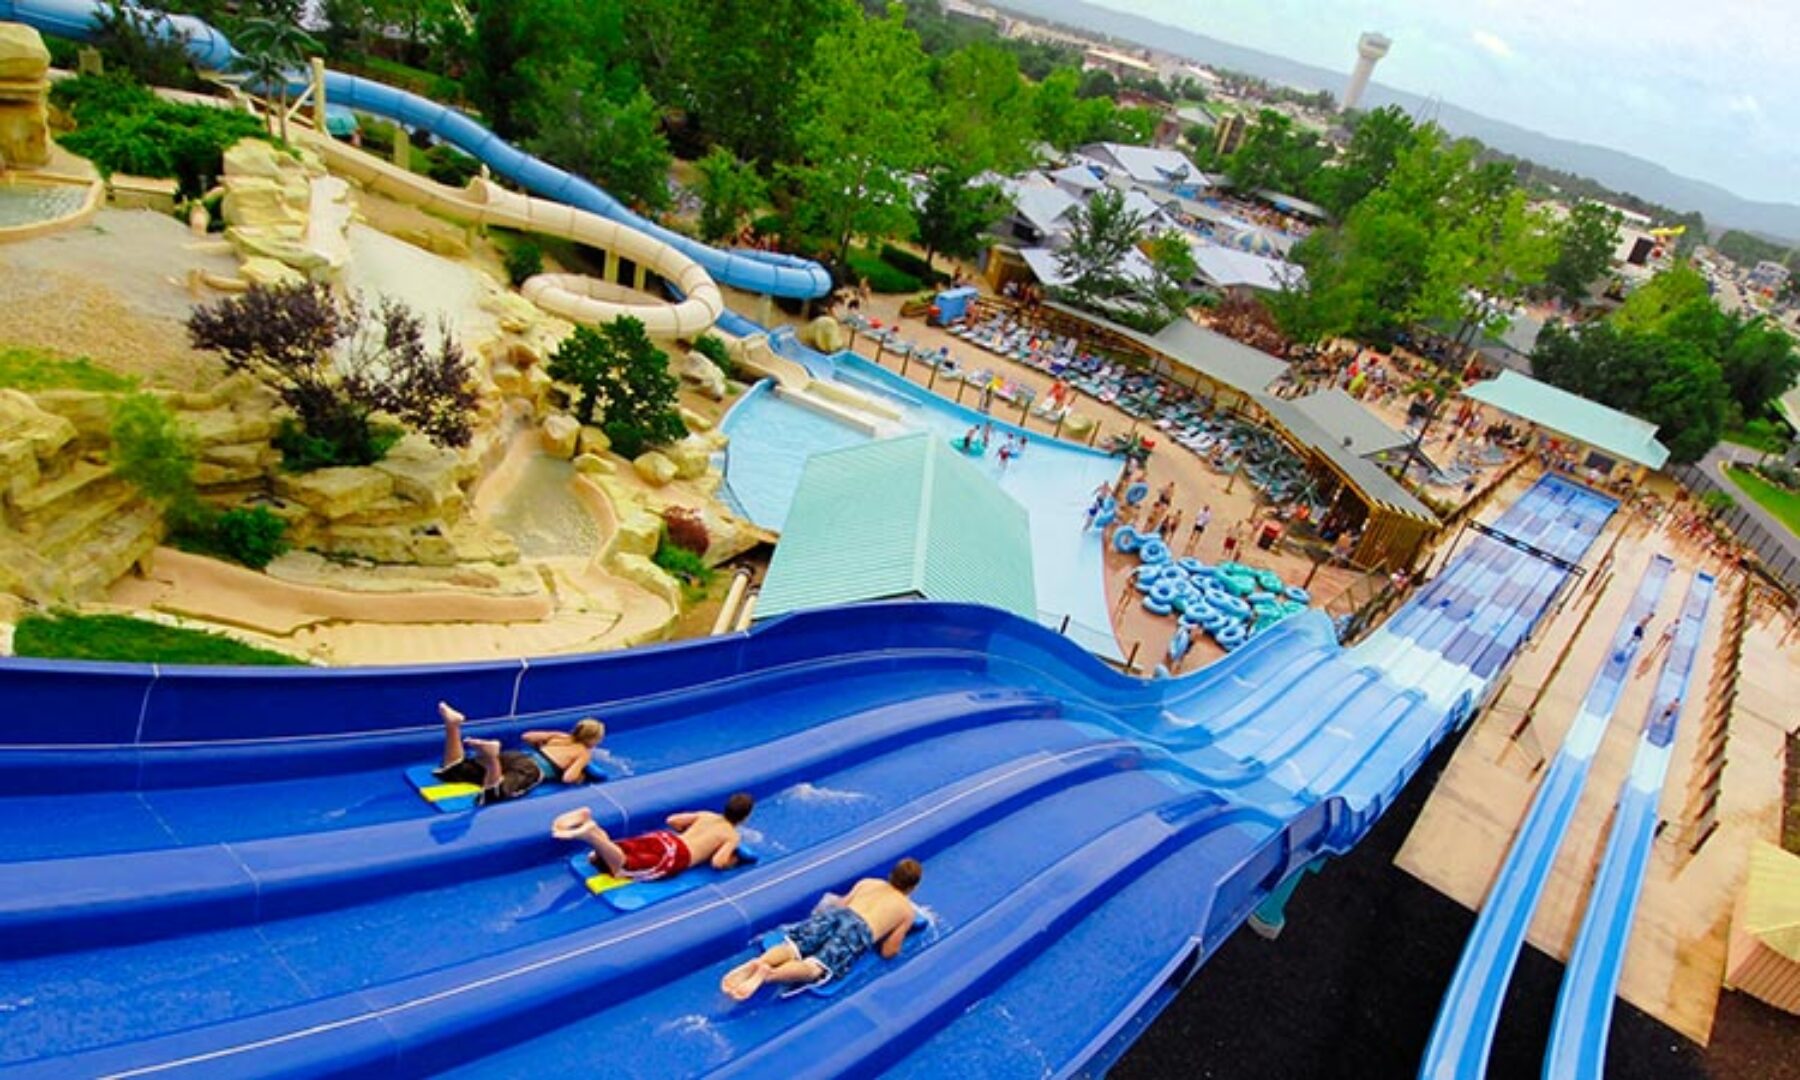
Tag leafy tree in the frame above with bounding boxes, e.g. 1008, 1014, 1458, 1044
1142, 229, 1198, 323
1076, 68, 1117, 100
547, 317, 687, 457
91, 1, 200, 89
1531, 321, 1727, 464
915, 167, 1003, 271
681, 0, 857, 167
693, 146, 768, 243
188, 283, 477, 468
1054, 188, 1146, 309
1310, 105, 1412, 217
1614, 263, 1715, 334
1718, 317, 1800, 421
1224, 109, 1328, 196
935, 41, 1037, 175
787, 3, 938, 263
504, 239, 543, 286
459, 0, 560, 139
234, 16, 320, 141
1544, 202, 1623, 304
525, 61, 672, 211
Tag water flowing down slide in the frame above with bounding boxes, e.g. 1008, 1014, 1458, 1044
1542, 570, 1714, 1080
1420, 553, 1676, 1080
0, 0, 836, 302
0, 478, 1620, 1077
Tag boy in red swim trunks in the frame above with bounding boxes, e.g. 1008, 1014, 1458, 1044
550, 793, 754, 881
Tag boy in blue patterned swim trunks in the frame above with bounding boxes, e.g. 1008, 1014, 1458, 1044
722, 858, 922, 1001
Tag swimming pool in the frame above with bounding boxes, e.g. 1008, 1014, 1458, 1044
722, 353, 1124, 660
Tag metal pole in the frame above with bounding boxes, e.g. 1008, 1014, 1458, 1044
900, 350, 911, 379
873, 338, 886, 367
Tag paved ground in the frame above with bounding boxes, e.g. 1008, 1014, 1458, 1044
1705, 442, 1800, 566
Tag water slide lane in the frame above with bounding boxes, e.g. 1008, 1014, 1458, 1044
0, 480, 1618, 1076
1542, 570, 1715, 1080
1419, 553, 1675, 1080
0, 0, 833, 300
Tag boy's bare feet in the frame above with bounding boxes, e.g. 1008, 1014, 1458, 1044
465, 737, 502, 762
438, 701, 465, 727
721, 959, 770, 1001
550, 806, 595, 839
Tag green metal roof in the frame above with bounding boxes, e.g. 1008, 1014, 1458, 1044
1462, 370, 1671, 469
755, 433, 1036, 622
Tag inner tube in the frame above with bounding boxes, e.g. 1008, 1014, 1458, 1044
1177, 557, 1205, 574
1222, 575, 1255, 597
1093, 508, 1116, 528
1284, 585, 1310, 603
1169, 626, 1191, 660
1140, 540, 1171, 564
1113, 528, 1143, 554
1149, 580, 1181, 604
1143, 595, 1174, 616
1255, 570, 1284, 591
1125, 482, 1150, 505
1217, 595, 1251, 618
1215, 624, 1247, 648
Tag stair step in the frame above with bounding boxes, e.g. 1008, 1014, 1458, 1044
11, 460, 116, 516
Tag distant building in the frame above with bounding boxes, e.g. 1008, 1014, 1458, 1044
1749, 260, 1792, 295
1082, 47, 1159, 82
1214, 113, 1249, 157
1344, 32, 1391, 112
1074, 142, 1202, 194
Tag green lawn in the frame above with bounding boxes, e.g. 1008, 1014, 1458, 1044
13, 613, 302, 666
1724, 465, 1800, 536
0, 346, 136, 393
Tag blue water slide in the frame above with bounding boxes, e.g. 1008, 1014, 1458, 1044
0, 477, 1619, 1076
1542, 570, 1714, 1080
0, 0, 835, 300
1419, 553, 1675, 1080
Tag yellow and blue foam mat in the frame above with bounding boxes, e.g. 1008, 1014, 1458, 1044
404, 749, 606, 813
565, 844, 762, 911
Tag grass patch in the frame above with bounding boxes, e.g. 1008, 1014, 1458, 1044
1722, 422, 1792, 455
1725, 465, 1800, 535
0, 346, 136, 393
14, 612, 302, 666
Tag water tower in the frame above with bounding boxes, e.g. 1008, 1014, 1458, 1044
1344, 32, 1391, 111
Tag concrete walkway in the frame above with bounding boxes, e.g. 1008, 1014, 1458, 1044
1703, 443, 1800, 566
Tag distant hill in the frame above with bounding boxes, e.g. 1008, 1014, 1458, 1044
993, 0, 1800, 244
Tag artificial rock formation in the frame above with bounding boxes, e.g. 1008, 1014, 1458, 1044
0, 22, 51, 168
219, 139, 350, 280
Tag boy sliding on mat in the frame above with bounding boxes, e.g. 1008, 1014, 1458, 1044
551, 793, 754, 882
433, 701, 603, 806
721, 858, 923, 1001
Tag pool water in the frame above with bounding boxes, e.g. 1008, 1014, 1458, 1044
722, 355, 1124, 660
0, 181, 88, 228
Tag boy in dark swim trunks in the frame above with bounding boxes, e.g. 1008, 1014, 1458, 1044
550, 793, 754, 881
433, 702, 603, 806
721, 858, 922, 1000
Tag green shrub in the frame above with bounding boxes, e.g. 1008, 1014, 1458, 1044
691, 334, 743, 381
212, 507, 289, 569
504, 239, 544, 287
421, 142, 479, 186
845, 246, 922, 294
653, 531, 714, 600
0, 346, 136, 392
274, 418, 402, 472
110, 392, 196, 507
52, 73, 276, 198
878, 243, 950, 286
15, 612, 300, 666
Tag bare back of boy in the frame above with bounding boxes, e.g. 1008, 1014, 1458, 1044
664, 810, 741, 869
843, 877, 916, 957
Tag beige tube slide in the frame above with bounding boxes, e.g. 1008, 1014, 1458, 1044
308, 133, 724, 337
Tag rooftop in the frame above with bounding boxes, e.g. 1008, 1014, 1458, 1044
1462, 369, 1671, 470
755, 433, 1037, 622
1288, 388, 1411, 457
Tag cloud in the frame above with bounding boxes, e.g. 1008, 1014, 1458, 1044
1470, 29, 1515, 60
1726, 93, 1761, 117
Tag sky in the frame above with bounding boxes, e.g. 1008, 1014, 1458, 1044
1090, 0, 1799, 205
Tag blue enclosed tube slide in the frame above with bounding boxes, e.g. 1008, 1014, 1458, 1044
1420, 553, 1675, 1080
1542, 570, 1714, 1080
0, 0, 836, 300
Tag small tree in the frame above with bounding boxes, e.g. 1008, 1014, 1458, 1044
525, 61, 673, 212
1055, 188, 1147, 309
188, 282, 478, 469
548, 316, 686, 458
916, 167, 1003, 273
694, 146, 768, 244
1142, 230, 1198, 323
111, 392, 200, 525
234, 17, 320, 142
